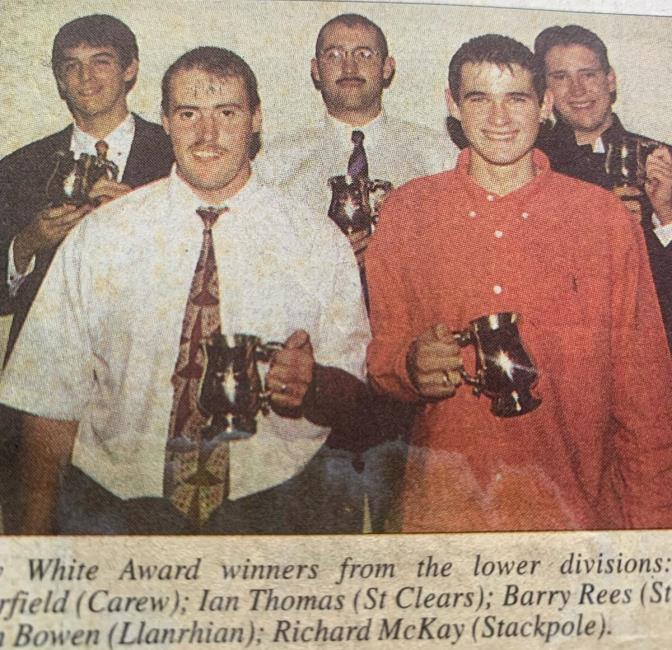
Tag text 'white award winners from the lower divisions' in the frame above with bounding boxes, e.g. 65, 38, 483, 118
0, 548, 669, 646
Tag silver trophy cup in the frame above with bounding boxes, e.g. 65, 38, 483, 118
605, 135, 663, 193
46, 146, 119, 207
198, 333, 283, 440
453, 312, 542, 417
327, 175, 393, 235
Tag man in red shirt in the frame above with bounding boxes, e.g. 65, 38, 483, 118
366, 34, 672, 531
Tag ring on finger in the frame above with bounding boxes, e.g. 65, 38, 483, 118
441, 371, 451, 388
280, 383, 288, 394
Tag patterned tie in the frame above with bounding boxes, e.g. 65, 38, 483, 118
348, 130, 369, 179
165, 206, 229, 528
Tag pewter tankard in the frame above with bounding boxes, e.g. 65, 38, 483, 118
605, 135, 663, 193
453, 312, 541, 417
46, 146, 119, 207
198, 334, 283, 440
327, 175, 393, 235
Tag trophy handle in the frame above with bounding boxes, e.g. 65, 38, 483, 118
452, 330, 482, 389
256, 340, 285, 414
256, 340, 284, 363
641, 138, 666, 152
46, 151, 72, 207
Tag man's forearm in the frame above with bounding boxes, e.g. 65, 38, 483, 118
20, 415, 77, 534
303, 364, 370, 430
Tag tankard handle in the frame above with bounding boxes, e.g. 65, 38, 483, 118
452, 329, 482, 389
256, 340, 284, 363
256, 341, 285, 413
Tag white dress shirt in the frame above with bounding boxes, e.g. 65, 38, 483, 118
255, 111, 457, 214
0, 169, 370, 501
70, 111, 135, 180
7, 113, 136, 295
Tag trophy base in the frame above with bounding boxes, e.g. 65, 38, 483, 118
491, 391, 541, 418
202, 424, 255, 442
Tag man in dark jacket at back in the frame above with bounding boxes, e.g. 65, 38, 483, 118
0, 14, 173, 531
534, 24, 672, 352
0, 14, 173, 357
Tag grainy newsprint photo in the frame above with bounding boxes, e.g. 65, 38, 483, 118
0, 0, 671, 647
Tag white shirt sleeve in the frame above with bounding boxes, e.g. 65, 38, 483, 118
7, 236, 36, 296
0, 225, 93, 420
651, 213, 672, 247
314, 236, 370, 380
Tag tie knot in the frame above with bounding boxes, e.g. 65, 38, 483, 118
196, 206, 227, 229
95, 140, 109, 160
351, 130, 365, 146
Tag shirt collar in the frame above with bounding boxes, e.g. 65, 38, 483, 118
590, 114, 625, 152
324, 110, 386, 151
593, 137, 606, 154
70, 112, 135, 155
456, 147, 552, 204
550, 112, 624, 154
597, 113, 626, 147
167, 164, 260, 220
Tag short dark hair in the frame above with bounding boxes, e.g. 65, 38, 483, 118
52, 15, 139, 93
448, 34, 545, 103
161, 47, 261, 158
534, 25, 610, 73
315, 13, 389, 59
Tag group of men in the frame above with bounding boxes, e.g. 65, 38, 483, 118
0, 12, 670, 535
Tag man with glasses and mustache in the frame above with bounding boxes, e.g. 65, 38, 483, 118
535, 25, 672, 351
258, 13, 455, 250
257, 14, 457, 533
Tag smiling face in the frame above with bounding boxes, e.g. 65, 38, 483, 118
162, 68, 261, 204
55, 44, 137, 125
311, 21, 395, 125
447, 61, 551, 171
543, 43, 615, 145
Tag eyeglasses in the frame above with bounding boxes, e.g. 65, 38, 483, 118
318, 46, 380, 64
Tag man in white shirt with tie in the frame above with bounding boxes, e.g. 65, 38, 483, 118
0, 46, 369, 535
258, 13, 456, 253
257, 13, 457, 532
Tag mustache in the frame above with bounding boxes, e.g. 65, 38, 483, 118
189, 143, 227, 153
336, 76, 366, 84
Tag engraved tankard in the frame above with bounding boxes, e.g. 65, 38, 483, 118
46, 142, 119, 207
605, 135, 663, 192
453, 312, 542, 417
327, 175, 393, 235
198, 333, 283, 440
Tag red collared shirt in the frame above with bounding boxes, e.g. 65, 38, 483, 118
366, 148, 672, 531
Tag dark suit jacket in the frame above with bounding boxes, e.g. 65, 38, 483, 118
537, 115, 672, 352
0, 114, 174, 359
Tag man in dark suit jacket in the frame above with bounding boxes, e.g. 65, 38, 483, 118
0, 14, 173, 532
0, 15, 173, 358
533, 24, 672, 352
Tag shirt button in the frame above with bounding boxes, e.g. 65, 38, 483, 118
521, 212, 529, 219
487, 194, 495, 202
494, 230, 504, 238
468, 210, 477, 218
493, 285, 503, 295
